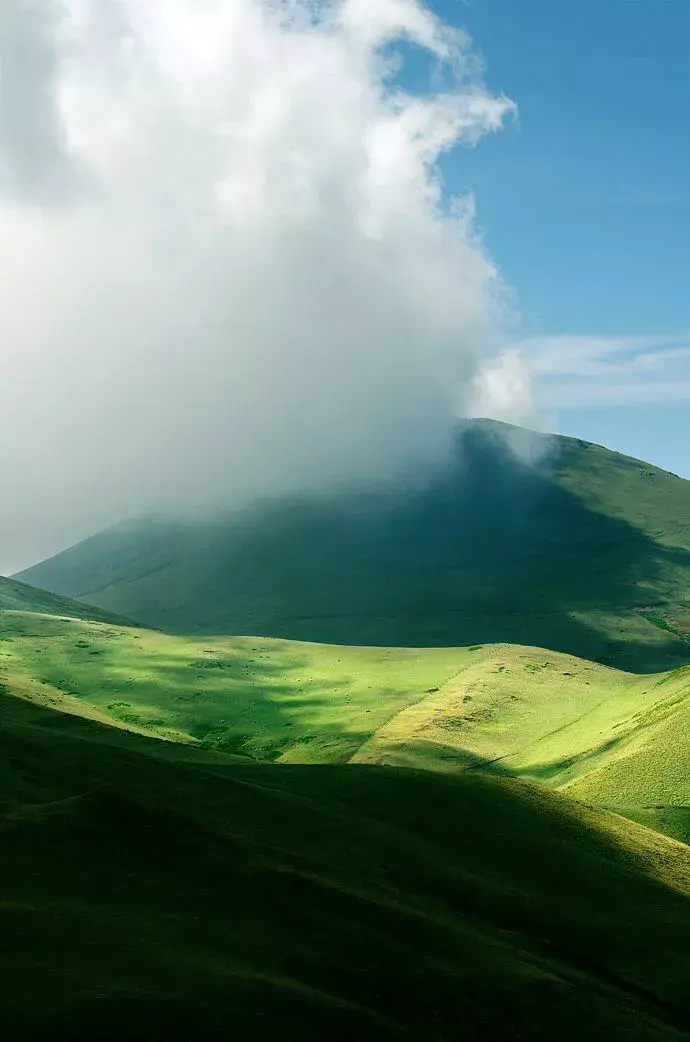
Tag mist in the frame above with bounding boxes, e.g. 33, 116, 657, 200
1, 0, 522, 575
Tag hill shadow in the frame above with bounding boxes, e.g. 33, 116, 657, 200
2, 691, 690, 1041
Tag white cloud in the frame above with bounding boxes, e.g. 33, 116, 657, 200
0, 0, 518, 573
468, 349, 534, 424
518, 333, 690, 409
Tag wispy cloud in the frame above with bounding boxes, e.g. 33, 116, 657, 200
517, 333, 690, 409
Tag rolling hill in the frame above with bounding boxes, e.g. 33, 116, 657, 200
16, 420, 690, 671
2, 686, 689, 1041
0, 574, 136, 627
6, 420, 689, 1038
3, 612, 688, 842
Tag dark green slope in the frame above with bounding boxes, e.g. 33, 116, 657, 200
16, 420, 690, 669
1, 691, 689, 1041
0, 574, 136, 627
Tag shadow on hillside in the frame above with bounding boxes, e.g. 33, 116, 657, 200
3, 690, 690, 1042
503, 735, 640, 788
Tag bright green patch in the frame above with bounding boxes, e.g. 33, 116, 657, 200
3, 611, 688, 842
0, 611, 466, 763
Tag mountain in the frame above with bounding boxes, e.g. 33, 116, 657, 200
2, 686, 689, 1041
16, 420, 690, 670
0, 573, 136, 626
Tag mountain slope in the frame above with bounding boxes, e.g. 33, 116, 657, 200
16, 420, 690, 670
1, 688, 689, 1041
3, 613, 688, 842
0, 574, 136, 626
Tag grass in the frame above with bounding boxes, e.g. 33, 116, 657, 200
1, 689, 689, 1041
3, 612, 688, 841
352, 644, 690, 842
0, 611, 466, 763
16, 420, 690, 671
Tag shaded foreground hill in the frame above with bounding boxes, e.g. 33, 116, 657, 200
17, 421, 690, 670
2, 689, 689, 1042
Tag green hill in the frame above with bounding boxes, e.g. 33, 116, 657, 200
351, 643, 690, 844
3, 613, 687, 842
2, 686, 689, 1041
0, 611, 464, 757
0, 574, 136, 627
16, 421, 690, 671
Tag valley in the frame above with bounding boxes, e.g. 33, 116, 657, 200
2, 423, 689, 1040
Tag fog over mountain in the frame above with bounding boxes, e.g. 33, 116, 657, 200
0, 0, 525, 574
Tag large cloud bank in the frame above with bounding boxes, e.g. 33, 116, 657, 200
1, 0, 518, 572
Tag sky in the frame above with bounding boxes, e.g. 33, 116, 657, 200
436, 0, 690, 475
1, 0, 688, 574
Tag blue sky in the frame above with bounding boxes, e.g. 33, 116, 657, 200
427, 0, 690, 475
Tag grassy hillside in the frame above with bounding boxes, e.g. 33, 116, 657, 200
0, 612, 465, 762
3, 612, 688, 842
16, 421, 690, 670
351, 644, 690, 844
2, 688, 689, 1041
0, 574, 136, 626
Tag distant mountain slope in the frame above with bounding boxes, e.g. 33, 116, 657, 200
1, 689, 689, 1041
0, 574, 135, 626
17, 420, 690, 669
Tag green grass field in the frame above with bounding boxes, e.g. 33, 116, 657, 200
2, 688, 689, 1041
0, 611, 464, 762
3, 611, 688, 842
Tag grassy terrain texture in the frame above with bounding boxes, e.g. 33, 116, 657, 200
3, 612, 688, 842
1, 688, 689, 1042
17, 420, 690, 671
